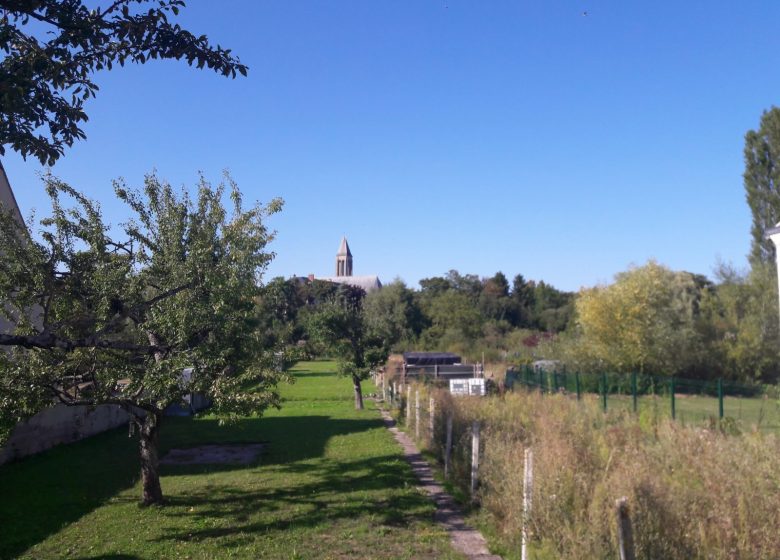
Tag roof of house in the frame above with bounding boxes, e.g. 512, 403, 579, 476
0, 161, 24, 226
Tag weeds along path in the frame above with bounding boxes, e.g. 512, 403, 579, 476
0, 361, 463, 559
377, 407, 502, 560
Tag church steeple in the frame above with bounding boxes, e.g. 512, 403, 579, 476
335, 236, 353, 277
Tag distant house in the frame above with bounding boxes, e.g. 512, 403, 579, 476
0, 161, 28, 336
0, 164, 132, 464
315, 237, 382, 293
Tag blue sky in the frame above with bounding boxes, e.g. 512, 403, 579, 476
4, 1, 780, 291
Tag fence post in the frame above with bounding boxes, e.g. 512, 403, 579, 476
631, 372, 638, 413
670, 377, 676, 420
575, 372, 581, 400
601, 372, 608, 412
429, 397, 435, 438
444, 413, 453, 480
470, 421, 480, 499
415, 390, 420, 439
406, 385, 412, 423
521, 447, 534, 560
718, 378, 724, 419
615, 497, 636, 560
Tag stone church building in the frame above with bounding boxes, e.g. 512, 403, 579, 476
316, 237, 382, 293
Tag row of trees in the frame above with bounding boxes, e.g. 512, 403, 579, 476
547, 260, 779, 383
256, 269, 575, 369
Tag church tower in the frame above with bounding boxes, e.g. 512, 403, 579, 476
335, 236, 353, 277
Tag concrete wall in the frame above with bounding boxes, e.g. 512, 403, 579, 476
0, 403, 130, 465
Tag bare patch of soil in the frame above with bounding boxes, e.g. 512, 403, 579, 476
160, 443, 264, 465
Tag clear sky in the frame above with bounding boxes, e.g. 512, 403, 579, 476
4, 1, 780, 292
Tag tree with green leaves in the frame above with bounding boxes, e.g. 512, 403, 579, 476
305, 285, 389, 410
0, 0, 248, 166
363, 279, 422, 349
744, 107, 780, 264
0, 172, 283, 505
573, 261, 705, 375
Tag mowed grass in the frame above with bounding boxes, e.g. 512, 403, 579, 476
0, 361, 461, 559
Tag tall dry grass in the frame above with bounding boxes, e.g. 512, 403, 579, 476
410, 387, 780, 559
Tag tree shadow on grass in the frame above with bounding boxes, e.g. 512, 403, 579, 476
152, 453, 435, 548
0, 426, 140, 559
0, 414, 381, 558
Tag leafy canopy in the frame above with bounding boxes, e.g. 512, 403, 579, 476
0, 0, 248, 166
0, 172, 283, 442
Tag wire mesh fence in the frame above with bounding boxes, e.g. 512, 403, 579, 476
505, 366, 780, 433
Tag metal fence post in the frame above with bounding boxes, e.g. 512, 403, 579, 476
601, 372, 608, 412
575, 372, 581, 400
670, 377, 676, 420
718, 378, 724, 419
631, 372, 638, 413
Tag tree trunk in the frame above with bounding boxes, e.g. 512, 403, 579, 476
138, 411, 164, 505
352, 374, 364, 410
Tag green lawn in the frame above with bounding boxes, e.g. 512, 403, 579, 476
0, 361, 462, 559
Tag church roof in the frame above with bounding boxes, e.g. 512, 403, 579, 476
318, 275, 382, 293
337, 236, 352, 257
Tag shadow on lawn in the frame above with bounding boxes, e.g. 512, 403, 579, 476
0, 414, 381, 558
0, 426, 140, 559
153, 452, 432, 547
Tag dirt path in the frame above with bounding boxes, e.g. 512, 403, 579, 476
378, 407, 503, 560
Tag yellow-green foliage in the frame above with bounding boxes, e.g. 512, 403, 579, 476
426, 390, 780, 559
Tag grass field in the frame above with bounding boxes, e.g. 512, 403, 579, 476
0, 361, 462, 559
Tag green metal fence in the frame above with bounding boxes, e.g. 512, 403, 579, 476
505, 366, 780, 433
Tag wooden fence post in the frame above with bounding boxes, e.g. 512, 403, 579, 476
429, 397, 435, 438
615, 497, 636, 560
521, 447, 534, 560
444, 413, 453, 480
415, 390, 420, 439
406, 385, 411, 423
470, 421, 480, 499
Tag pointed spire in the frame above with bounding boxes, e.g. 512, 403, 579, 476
337, 236, 352, 257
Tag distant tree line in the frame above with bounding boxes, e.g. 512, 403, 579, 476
255, 270, 575, 368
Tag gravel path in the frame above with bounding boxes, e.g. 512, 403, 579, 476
378, 407, 502, 560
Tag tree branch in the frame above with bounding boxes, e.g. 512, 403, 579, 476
0, 332, 165, 353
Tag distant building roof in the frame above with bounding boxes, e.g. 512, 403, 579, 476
0, 161, 24, 227
337, 236, 352, 257
317, 275, 382, 293
403, 352, 461, 366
